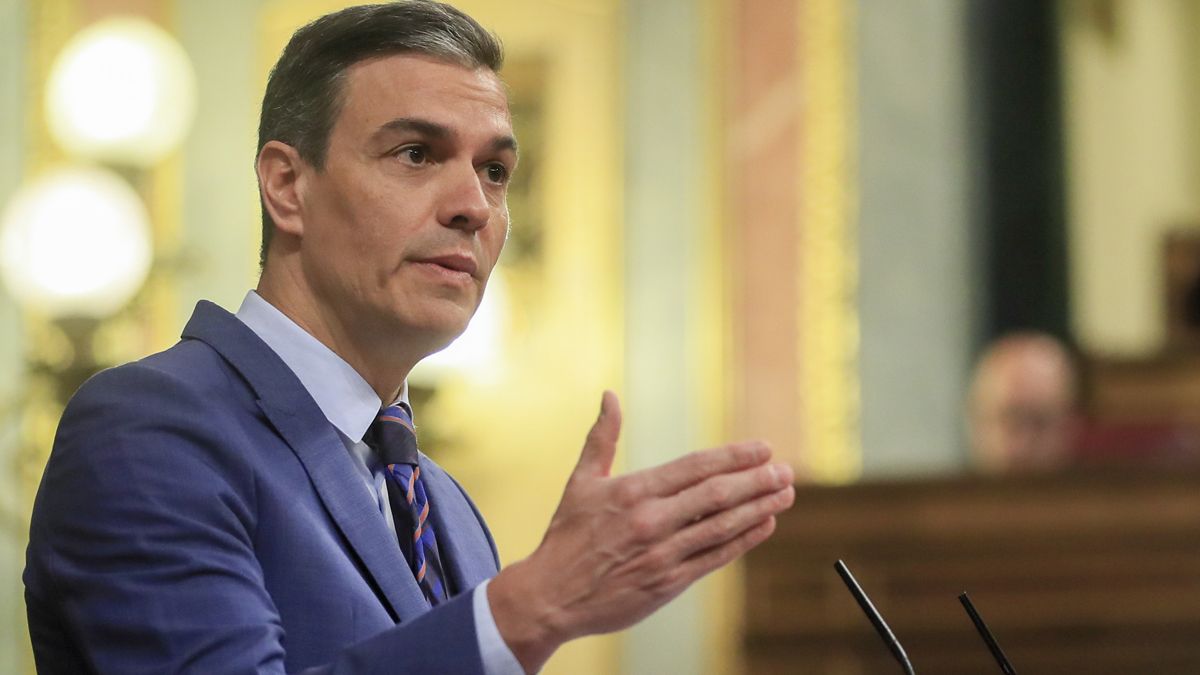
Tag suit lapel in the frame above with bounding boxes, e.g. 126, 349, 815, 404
257, 400, 428, 621
181, 301, 427, 623
420, 457, 500, 592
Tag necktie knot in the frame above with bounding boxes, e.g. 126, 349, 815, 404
364, 404, 420, 466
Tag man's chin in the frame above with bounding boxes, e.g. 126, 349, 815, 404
414, 313, 474, 354
379, 296, 477, 352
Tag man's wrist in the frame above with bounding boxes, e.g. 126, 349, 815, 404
473, 579, 526, 675
487, 559, 562, 673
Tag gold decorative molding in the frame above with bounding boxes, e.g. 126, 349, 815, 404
796, 0, 859, 483
700, 0, 736, 670
18, 0, 187, 500
19, 0, 77, 509
26, 0, 75, 175
19, 10, 81, 675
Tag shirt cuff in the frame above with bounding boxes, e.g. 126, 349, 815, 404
474, 578, 526, 675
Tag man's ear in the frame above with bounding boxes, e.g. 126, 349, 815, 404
257, 140, 309, 237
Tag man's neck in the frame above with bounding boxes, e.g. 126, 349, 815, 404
255, 275, 413, 403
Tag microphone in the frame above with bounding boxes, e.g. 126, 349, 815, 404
958, 592, 1018, 674
833, 560, 915, 675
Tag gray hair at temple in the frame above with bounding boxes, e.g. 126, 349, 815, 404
256, 0, 505, 267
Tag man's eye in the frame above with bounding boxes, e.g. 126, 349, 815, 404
485, 164, 509, 184
397, 146, 427, 164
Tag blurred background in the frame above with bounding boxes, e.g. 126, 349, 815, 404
4, 0, 1200, 673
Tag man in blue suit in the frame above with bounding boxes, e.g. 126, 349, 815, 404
24, 2, 796, 673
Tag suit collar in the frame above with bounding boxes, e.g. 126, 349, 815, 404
181, 300, 429, 622
234, 291, 383, 443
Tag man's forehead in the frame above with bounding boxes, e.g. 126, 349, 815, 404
344, 53, 508, 104
335, 54, 512, 137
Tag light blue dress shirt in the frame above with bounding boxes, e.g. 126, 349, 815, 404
236, 291, 522, 675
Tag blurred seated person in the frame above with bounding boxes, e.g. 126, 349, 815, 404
968, 332, 1080, 472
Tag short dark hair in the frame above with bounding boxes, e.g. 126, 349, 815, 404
256, 1, 504, 267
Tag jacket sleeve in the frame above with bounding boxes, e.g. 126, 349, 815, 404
24, 363, 487, 675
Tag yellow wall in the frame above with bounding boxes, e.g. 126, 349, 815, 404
1061, 0, 1200, 356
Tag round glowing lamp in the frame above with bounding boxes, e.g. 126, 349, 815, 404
45, 16, 196, 167
0, 167, 153, 318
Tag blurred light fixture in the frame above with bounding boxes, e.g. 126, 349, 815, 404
0, 166, 153, 318
45, 16, 196, 167
411, 271, 509, 383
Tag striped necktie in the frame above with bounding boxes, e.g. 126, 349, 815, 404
364, 404, 448, 606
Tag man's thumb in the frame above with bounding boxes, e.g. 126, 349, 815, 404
575, 390, 622, 478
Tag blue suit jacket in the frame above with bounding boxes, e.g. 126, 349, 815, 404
25, 301, 502, 674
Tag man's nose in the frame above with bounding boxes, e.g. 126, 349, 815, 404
437, 163, 491, 231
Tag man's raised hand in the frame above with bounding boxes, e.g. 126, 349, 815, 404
488, 391, 796, 673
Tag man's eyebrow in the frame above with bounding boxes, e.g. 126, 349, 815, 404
491, 135, 519, 157
373, 117, 450, 141
373, 117, 519, 156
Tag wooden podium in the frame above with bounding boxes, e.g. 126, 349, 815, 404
743, 469, 1200, 674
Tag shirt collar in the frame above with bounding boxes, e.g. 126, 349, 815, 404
235, 290, 408, 443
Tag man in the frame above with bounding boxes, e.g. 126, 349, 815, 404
968, 331, 1080, 472
24, 2, 795, 673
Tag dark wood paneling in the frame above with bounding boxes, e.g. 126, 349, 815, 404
744, 470, 1200, 674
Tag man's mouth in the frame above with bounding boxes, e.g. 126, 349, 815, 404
414, 253, 478, 278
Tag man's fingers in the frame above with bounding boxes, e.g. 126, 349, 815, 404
646, 516, 779, 601
661, 461, 794, 533
668, 484, 794, 561
673, 516, 778, 588
573, 390, 623, 478
629, 441, 772, 500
